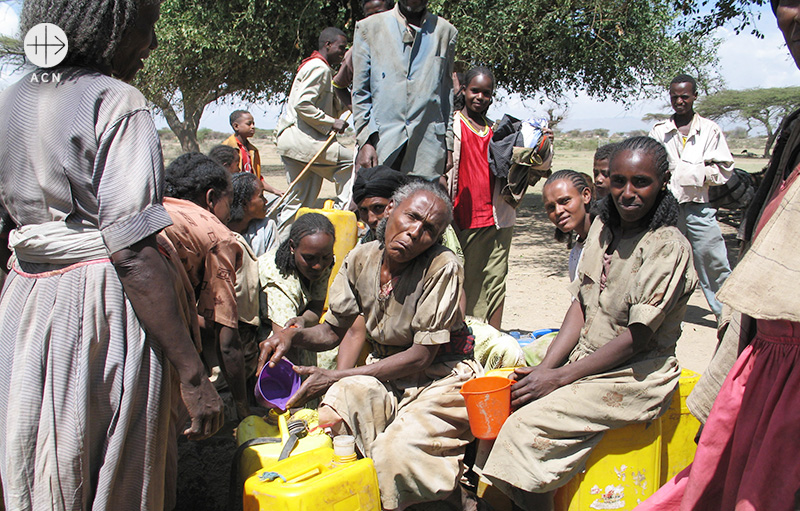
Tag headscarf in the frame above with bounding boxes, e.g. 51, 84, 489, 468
352, 165, 408, 205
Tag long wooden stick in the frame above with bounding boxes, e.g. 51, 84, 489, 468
267, 110, 352, 219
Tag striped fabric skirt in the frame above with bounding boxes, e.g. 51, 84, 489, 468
0, 259, 172, 511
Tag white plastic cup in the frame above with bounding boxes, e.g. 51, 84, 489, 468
332, 435, 356, 457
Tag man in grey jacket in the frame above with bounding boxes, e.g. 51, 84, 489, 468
352, 0, 456, 181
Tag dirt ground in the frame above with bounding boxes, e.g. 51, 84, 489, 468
172, 137, 764, 510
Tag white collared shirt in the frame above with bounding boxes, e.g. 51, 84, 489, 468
649, 114, 734, 204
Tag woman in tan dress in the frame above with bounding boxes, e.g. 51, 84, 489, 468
482, 137, 697, 510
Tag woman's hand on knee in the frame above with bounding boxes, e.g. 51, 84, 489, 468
510, 366, 564, 408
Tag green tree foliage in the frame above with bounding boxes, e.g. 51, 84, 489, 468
434, 0, 719, 100
135, 0, 726, 151
670, 0, 770, 37
133, 0, 358, 151
695, 87, 800, 157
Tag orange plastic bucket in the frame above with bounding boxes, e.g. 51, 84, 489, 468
460, 376, 513, 440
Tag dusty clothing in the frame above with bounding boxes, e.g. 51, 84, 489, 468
650, 114, 733, 318
482, 219, 697, 505
275, 56, 354, 233
223, 134, 261, 180
447, 113, 516, 229
322, 360, 480, 510
233, 234, 261, 328
568, 239, 584, 283
257, 248, 331, 367
162, 197, 243, 329
321, 241, 478, 509
0, 69, 175, 510
234, 233, 261, 378
649, 114, 734, 204
325, 241, 466, 354
352, 4, 457, 179
639, 320, 800, 511
458, 226, 513, 323
242, 217, 278, 257
687, 108, 800, 423
448, 113, 516, 322
640, 111, 800, 511
276, 57, 350, 166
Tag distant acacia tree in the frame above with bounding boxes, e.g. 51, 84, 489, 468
696, 87, 800, 157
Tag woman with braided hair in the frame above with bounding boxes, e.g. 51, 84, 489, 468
481, 137, 697, 510
542, 169, 595, 282
0, 0, 224, 508
257, 213, 336, 368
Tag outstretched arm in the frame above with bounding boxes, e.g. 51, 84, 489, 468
287, 342, 440, 408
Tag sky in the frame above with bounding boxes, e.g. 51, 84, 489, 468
2, 2, 800, 134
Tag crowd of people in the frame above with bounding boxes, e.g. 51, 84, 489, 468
0, 0, 798, 510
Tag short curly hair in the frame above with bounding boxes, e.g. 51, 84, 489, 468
597, 136, 679, 231
229, 172, 259, 224
274, 213, 336, 277
21, 0, 159, 72
208, 145, 239, 169
164, 152, 231, 205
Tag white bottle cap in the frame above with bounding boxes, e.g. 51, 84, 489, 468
332, 435, 356, 457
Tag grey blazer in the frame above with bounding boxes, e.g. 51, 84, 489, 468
352, 5, 456, 180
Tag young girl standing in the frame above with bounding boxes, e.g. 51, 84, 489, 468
447, 66, 513, 329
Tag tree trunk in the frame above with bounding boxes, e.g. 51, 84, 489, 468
764, 129, 776, 158
155, 98, 202, 153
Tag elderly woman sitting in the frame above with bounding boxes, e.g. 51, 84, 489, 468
258, 180, 480, 510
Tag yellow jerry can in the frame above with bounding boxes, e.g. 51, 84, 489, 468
243, 446, 381, 511
659, 369, 701, 483
553, 369, 701, 510
296, 200, 358, 308
236, 409, 332, 481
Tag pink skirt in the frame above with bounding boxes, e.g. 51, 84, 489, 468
638, 319, 800, 511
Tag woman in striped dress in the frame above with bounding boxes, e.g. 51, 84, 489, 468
0, 0, 223, 509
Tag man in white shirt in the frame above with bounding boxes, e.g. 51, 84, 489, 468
649, 74, 734, 319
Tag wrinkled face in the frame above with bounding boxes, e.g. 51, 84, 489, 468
463, 73, 494, 115
363, 0, 390, 17
542, 179, 592, 234
669, 82, 697, 117
398, 0, 427, 14
233, 113, 256, 138
358, 196, 391, 231
609, 149, 664, 231
326, 35, 349, 68
244, 179, 267, 221
777, 0, 800, 69
383, 190, 448, 264
292, 232, 335, 282
593, 158, 610, 199
111, 3, 160, 82
210, 188, 233, 225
